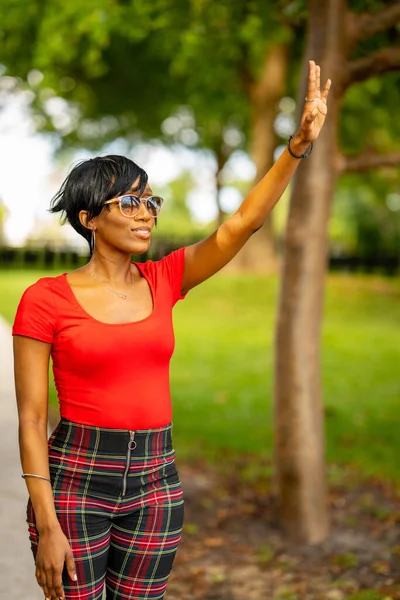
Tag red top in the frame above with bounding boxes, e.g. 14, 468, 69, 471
12, 248, 187, 429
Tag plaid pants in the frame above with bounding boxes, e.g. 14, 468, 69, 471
27, 420, 184, 599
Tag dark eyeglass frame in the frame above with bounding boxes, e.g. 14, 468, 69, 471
104, 194, 164, 218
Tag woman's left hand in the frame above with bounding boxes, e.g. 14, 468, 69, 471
298, 60, 331, 143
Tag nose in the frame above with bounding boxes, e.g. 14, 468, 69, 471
134, 199, 153, 221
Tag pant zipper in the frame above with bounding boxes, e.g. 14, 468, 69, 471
122, 431, 136, 497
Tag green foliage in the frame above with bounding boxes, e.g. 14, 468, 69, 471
331, 172, 400, 257
341, 75, 400, 154
0, 0, 293, 151
1, 1, 399, 256
1, 1, 399, 156
152, 170, 214, 239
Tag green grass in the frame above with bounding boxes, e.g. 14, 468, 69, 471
2, 269, 399, 483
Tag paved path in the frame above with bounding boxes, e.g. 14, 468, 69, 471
0, 317, 42, 599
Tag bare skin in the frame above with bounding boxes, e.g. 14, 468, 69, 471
14, 61, 331, 599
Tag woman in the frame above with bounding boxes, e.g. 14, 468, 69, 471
13, 61, 330, 600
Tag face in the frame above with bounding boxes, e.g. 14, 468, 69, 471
80, 178, 157, 255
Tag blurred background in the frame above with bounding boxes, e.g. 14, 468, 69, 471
0, 1, 399, 599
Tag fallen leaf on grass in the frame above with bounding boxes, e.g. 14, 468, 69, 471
371, 561, 390, 575
203, 537, 225, 548
184, 522, 199, 535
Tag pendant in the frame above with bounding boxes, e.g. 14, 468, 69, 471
117, 293, 128, 299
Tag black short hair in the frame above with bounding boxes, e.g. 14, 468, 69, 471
50, 155, 148, 252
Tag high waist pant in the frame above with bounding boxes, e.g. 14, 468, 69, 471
27, 420, 184, 599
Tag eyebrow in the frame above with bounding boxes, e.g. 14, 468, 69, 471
128, 185, 152, 195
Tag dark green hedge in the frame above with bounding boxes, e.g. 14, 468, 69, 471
0, 236, 202, 271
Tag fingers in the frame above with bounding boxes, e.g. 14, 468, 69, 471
306, 108, 319, 123
308, 60, 332, 102
321, 78, 332, 103
42, 581, 51, 599
36, 568, 50, 598
37, 566, 65, 600
51, 570, 65, 599
65, 551, 78, 582
307, 60, 316, 98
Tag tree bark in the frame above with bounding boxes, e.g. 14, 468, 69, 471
340, 150, 400, 173
344, 47, 400, 87
274, 0, 347, 544
227, 43, 288, 272
347, 2, 400, 44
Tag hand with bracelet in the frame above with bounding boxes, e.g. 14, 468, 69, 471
287, 60, 331, 159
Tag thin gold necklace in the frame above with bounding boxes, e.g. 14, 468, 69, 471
87, 264, 134, 299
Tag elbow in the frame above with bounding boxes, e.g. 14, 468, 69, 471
18, 419, 49, 455
251, 223, 264, 235
236, 209, 265, 235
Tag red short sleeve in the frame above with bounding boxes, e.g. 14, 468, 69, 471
159, 247, 188, 305
12, 279, 55, 344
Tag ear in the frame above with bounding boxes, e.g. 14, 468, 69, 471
79, 210, 97, 231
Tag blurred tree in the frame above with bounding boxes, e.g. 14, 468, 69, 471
26, 218, 72, 249
0, 0, 296, 258
0, 199, 9, 246
331, 169, 400, 258
275, 0, 400, 544
168, 1, 294, 263
152, 170, 212, 240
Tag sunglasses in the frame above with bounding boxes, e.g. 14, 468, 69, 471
104, 195, 164, 218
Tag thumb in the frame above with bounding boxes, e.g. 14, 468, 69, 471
65, 551, 77, 582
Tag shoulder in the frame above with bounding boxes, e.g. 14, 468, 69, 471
133, 248, 185, 283
20, 275, 64, 302
17, 274, 68, 314
133, 248, 187, 305
13, 275, 64, 342
135, 247, 186, 272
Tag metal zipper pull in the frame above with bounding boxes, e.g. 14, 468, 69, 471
128, 431, 137, 450
122, 430, 137, 497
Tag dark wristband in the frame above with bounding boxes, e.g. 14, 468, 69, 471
287, 135, 314, 159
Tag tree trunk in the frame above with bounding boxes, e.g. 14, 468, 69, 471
215, 146, 228, 228
227, 43, 288, 272
274, 0, 346, 544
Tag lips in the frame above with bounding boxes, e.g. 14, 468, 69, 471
131, 227, 151, 240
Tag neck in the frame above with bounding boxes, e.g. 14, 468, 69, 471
88, 249, 134, 285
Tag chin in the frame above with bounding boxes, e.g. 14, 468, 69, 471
127, 240, 151, 255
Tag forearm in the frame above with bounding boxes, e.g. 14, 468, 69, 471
19, 420, 60, 533
237, 134, 311, 231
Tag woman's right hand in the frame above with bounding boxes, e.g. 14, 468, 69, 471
35, 526, 77, 600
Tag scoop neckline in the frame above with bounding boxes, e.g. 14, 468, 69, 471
62, 261, 156, 326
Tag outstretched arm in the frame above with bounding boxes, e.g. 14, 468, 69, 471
181, 60, 331, 294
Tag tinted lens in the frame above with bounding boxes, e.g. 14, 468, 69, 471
146, 196, 163, 216
120, 195, 140, 216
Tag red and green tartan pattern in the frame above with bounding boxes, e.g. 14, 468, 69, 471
27, 420, 184, 599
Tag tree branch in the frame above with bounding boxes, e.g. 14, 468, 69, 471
349, 3, 400, 43
344, 47, 400, 87
339, 151, 400, 174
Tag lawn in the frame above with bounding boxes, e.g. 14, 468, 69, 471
2, 268, 399, 483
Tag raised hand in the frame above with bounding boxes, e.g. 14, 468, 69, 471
298, 60, 331, 143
